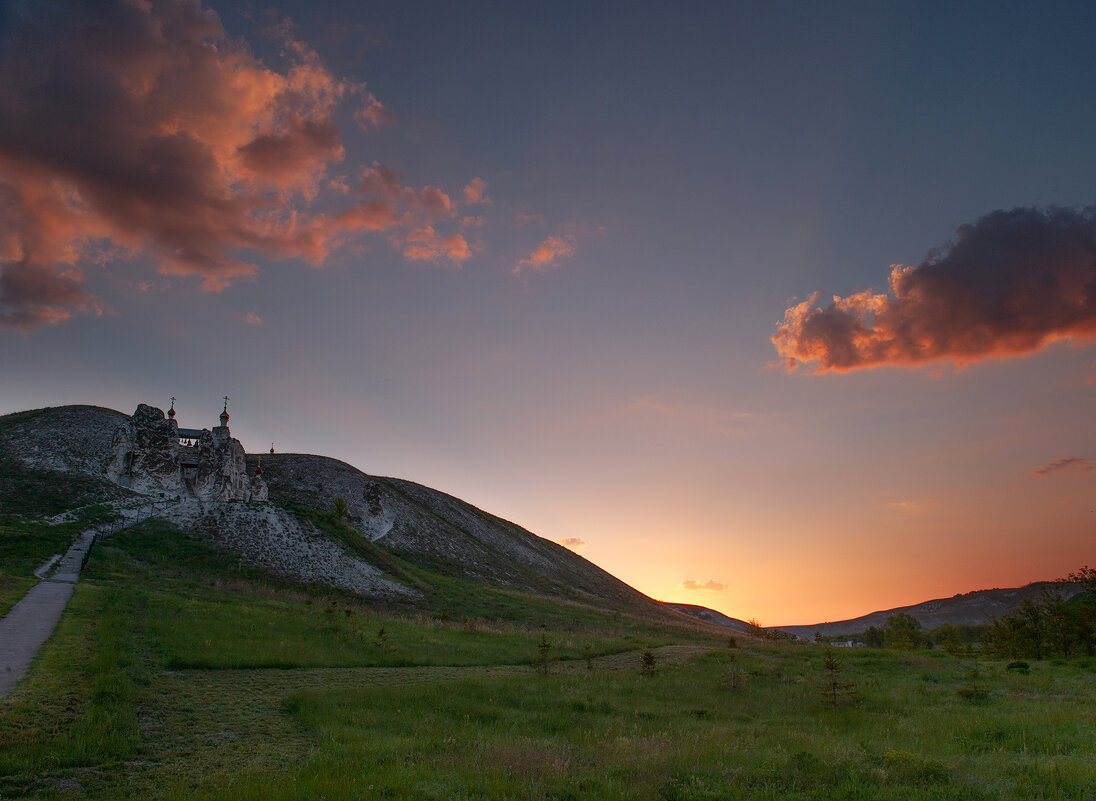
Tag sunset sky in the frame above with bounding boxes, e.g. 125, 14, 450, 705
2, 0, 1094, 625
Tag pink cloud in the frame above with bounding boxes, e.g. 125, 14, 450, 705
514, 210, 545, 226
355, 92, 396, 129
414, 186, 453, 218
773, 207, 1096, 373
360, 162, 406, 197
513, 235, 574, 274
245, 312, 262, 326
462, 178, 490, 205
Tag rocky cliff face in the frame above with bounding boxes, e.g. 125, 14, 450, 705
157, 501, 412, 599
106, 403, 259, 503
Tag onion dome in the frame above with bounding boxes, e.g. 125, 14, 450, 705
220, 396, 230, 425
168, 396, 176, 419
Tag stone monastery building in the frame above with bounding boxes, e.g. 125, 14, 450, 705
107, 398, 267, 503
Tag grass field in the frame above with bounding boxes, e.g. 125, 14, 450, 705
2, 517, 1095, 800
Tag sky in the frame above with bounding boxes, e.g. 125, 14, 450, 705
1, 0, 1094, 625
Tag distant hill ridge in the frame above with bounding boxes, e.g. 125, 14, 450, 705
769, 582, 1084, 639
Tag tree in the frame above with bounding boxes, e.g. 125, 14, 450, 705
986, 574, 1096, 659
1067, 566, 1096, 594
884, 613, 922, 650
820, 652, 859, 708
863, 626, 885, 648
938, 624, 965, 656
536, 634, 552, 675
333, 496, 349, 520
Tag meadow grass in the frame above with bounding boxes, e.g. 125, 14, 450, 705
178, 644, 1096, 801
3, 516, 1095, 800
0, 582, 146, 798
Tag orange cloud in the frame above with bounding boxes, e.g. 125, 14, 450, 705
402, 227, 471, 265
773, 207, 1096, 373
556, 537, 586, 549
0, 0, 478, 330
514, 235, 574, 274
245, 312, 262, 326
681, 579, 728, 592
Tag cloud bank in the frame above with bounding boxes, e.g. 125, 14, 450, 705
0, 0, 481, 331
773, 207, 1096, 372
1032, 457, 1092, 476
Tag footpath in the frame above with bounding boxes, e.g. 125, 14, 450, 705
0, 528, 99, 698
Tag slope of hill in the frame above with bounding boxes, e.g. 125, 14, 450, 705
660, 602, 754, 633
772, 581, 1084, 639
0, 404, 697, 626
0, 405, 128, 478
251, 452, 678, 618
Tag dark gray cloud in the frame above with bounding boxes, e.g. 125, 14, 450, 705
1032, 457, 1092, 476
774, 206, 1096, 372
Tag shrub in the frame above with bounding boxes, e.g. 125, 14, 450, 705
957, 665, 990, 704
536, 634, 552, 675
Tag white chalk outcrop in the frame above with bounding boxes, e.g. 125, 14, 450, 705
106, 403, 261, 503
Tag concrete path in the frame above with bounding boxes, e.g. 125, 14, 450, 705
0, 529, 97, 698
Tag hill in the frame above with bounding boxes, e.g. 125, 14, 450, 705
0, 403, 696, 627
660, 602, 755, 633
771, 581, 1084, 639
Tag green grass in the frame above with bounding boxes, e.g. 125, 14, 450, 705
179, 645, 1096, 801
0, 458, 127, 518
0, 502, 118, 615
0, 582, 146, 798
86, 521, 666, 670
4, 514, 1096, 800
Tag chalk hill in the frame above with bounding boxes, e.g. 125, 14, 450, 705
0, 404, 688, 625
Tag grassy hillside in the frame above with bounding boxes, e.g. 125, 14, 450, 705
0, 460, 122, 616
253, 452, 683, 622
